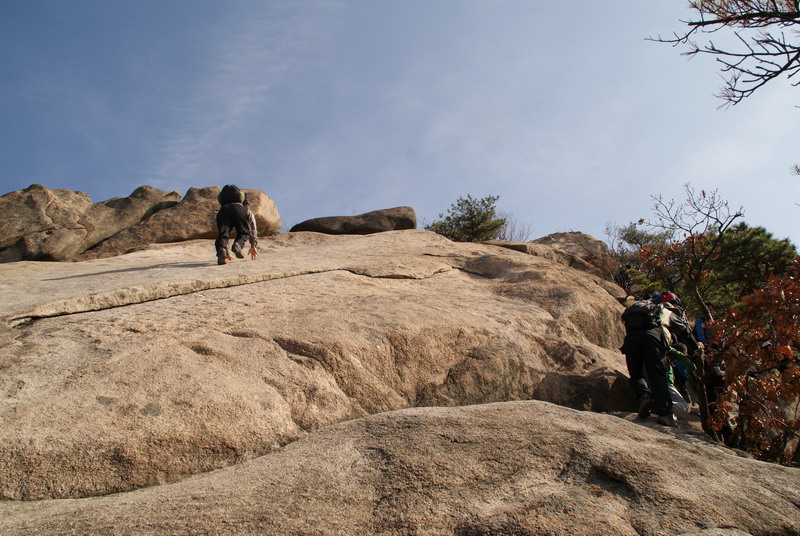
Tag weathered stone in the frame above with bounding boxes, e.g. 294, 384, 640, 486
0, 184, 180, 262
242, 188, 282, 236
484, 239, 592, 269
289, 206, 416, 234
79, 187, 281, 259
0, 401, 797, 535
1, 231, 629, 500
1, 230, 798, 534
484, 239, 628, 304
533, 231, 611, 264
0, 185, 281, 262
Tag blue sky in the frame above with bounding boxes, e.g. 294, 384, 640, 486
1, 1, 798, 245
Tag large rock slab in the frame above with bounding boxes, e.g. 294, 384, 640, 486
1, 401, 798, 535
484, 239, 627, 304
0, 230, 630, 500
289, 206, 416, 234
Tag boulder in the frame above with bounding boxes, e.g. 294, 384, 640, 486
0, 184, 180, 262
0, 230, 629, 500
533, 231, 611, 264
243, 188, 282, 236
0, 401, 797, 535
289, 206, 416, 234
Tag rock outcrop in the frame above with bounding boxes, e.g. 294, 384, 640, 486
0, 185, 281, 262
533, 231, 612, 264
485, 233, 626, 303
1, 230, 629, 501
78, 186, 281, 260
1, 228, 797, 534
0, 184, 180, 262
289, 206, 416, 234
1, 401, 798, 535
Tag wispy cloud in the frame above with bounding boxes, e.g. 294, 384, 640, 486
146, 1, 345, 192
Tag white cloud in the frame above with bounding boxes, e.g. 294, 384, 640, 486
146, 1, 346, 190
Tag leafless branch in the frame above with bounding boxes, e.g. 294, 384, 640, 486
646, 183, 744, 238
648, 1, 800, 106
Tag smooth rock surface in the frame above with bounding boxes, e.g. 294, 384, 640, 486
1, 230, 629, 500
1, 401, 797, 535
485, 237, 626, 304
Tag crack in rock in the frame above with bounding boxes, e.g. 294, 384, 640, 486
6, 269, 330, 327
7, 265, 456, 327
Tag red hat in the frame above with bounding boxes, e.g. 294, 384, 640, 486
660, 291, 679, 304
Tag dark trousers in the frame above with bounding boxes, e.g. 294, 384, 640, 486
623, 329, 673, 416
215, 203, 250, 254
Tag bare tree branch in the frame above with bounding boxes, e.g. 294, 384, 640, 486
649, 0, 800, 106
646, 183, 744, 238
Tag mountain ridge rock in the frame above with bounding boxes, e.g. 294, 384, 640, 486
1, 231, 630, 500
1, 401, 797, 535
0, 184, 281, 262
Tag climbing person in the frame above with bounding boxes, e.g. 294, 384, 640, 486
694, 316, 709, 343
215, 184, 259, 265
668, 341, 697, 406
230, 194, 259, 261
659, 292, 702, 357
656, 291, 703, 425
620, 293, 677, 427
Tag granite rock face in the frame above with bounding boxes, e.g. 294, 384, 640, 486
1, 230, 798, 535
485, 233, 626, 303
0, 184, 180, 262
0, 185, 281, 262
289, 206, 416, 234
1, 230, 628, 500
532, 231, 612, 264
78, 187, 281, 259
1, 401, 798, 535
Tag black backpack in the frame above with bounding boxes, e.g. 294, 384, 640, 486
621, 300, 662, 332
218, 184, 245, 206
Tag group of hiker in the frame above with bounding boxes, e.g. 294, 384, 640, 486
621, 290, 706, 427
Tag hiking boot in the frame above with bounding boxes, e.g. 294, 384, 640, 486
217, 251, 228, 265
232, 243, 245, 259
637, 396, 653, 419
656, 414, 678, 427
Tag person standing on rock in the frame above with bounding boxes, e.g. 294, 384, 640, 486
215, 184, 259, 265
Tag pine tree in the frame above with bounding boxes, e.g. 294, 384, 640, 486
425, 195, 506, 242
